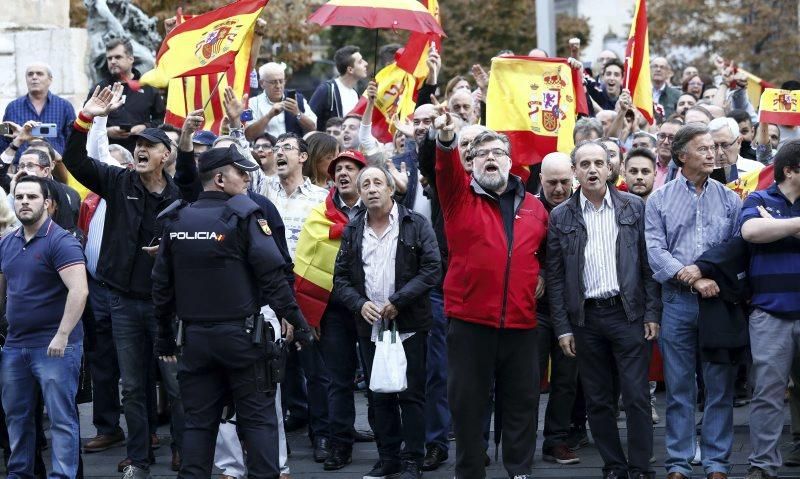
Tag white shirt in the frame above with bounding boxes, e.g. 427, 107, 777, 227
580, 188, 621, 299
335, 78, 359, 116
262, 176, 328, 258
736, 155, 765, 176
249, 92, 318, 138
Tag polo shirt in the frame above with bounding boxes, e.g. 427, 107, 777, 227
739, 183, 800, 318
0, 218, 86, 347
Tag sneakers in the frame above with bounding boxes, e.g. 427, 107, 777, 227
744, 467, 777, 479
690, 438, 701, 466
566, 425, 589, 451
121, 465, 151, 479
363, 459, 402, 479
542, 444, 580, 464
785, 441, 800, 466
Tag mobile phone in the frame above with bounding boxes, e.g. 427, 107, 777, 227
285, 89, 296, 101
118, 124, 133, 132
240, 109, 253, 122
31, 123, 58, 138
0, 123, 10, 136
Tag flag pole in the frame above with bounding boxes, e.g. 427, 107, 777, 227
372, 29, 379, 77
202, 70, 228, 116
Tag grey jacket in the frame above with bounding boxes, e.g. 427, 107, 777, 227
546, 187, 661, 337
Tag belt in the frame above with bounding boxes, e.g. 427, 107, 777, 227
585, 295, 621, 309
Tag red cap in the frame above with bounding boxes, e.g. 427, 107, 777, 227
327, 150, 367, 178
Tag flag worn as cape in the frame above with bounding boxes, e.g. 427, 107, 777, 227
140, 0, 268, 88
486, 56, 588, 168
293, 190, 349, 328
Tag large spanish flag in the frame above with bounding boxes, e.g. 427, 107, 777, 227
623, 0, 654, 124
293, 190, 349, 328
395, 0, 441, 79
486, 56, 588, 167
140, 0, 268, 88
163, 12, 254, 134
758, 88, 800, 127
727, 164, 774, 200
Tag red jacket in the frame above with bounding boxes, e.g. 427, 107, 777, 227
435, 142, 548, 329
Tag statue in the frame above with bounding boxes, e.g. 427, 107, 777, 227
84, 0, 162, 82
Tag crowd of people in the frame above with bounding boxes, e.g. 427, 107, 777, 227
0, 16, 797, 479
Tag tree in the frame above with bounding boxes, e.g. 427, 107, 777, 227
648, 0, 799, 84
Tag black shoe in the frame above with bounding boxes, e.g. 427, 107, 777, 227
283, 415, 307, 433
323, 446, 352, 471
313, 437, 331, 463
363, 459, 402, 479
484, 451, 491, 466
398, 460, 421, 479
422, 444, 448, 471
566, 425, 589, 451
353, 429, 375, 442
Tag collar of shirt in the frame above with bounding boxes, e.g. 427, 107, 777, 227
24, 91, 52, 109
271, 176, 316, 198
14, 217, 54, 241
364, 201, 398, 238
579, 186, 613, 212
677, 171, 709, 194
336, 192, 363, 210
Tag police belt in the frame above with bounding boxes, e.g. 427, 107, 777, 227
181, 314, 274, 344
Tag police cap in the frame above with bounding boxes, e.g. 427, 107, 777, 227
198, 145, 260, 173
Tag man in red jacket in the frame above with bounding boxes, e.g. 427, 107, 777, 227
435, 113, 548, 479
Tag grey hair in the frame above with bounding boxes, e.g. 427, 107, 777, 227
108, 144, 133, 164
632, 130, 657, 147
671, 123, 711, 167
573, 117, 603, 142
26, 63, 53, 78
356, 165, 396, 193
466, 130, 511, 161
708, 117, 740, 138
570, 140, 610, 165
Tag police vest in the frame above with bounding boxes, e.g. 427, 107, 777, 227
162, 195, 262, 321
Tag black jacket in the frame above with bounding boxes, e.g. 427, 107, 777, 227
62, 128, 180, 295
695, 236, 750, 364
333, 203, 441, 337
547, 187, 661, 337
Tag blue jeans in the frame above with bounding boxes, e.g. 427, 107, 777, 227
1, 344, 82, 478
86, 278, 122, 435
658, 285, 735, 476
110, 292, 184, 468
425, 290, 450, 451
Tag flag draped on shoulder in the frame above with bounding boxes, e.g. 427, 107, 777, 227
758, 88, 800, 127
293, 190, 349, 328
140, 0, 268, 88
727, 164, 775, 199
486, 56, 588, 168
624, 0, 654, 124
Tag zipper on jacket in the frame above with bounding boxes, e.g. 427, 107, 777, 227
499, 241, 513, 328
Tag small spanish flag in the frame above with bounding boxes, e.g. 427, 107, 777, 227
727, 164, 775, 200
758, 89, 800, 127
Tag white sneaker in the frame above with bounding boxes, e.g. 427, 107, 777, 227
690, 438, 701, 465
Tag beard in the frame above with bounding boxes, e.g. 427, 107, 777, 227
474, 162, 510, 193
17, 204, 45, 226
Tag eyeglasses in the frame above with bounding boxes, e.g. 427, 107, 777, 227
253, 144, 273, 151
714, 141, 736, 150
19, 162, 45, 171
474, 148, 509, 159
272, 144, 299, 153
264, 79, 285, 86
656, 133, 675, 143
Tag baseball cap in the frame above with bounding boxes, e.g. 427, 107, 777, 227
192, 130, 217, 146
198, 145, 260, 173
327, 150, 367, 178
131, 128, 172, 151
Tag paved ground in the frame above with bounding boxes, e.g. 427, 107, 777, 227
6, 390, 800, 478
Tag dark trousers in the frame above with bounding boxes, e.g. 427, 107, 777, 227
537, 313, 578, 449
573, 302, 653, 477
178, 322, 279, 479
319, 307, 376, 450
86, 278, 121, 435
424, 290, 451, 451
447, 319, 539, 479
281, 348, 307, 422
361, 331, 427, 465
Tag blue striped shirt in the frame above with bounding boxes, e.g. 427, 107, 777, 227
0, 92, 76, 160
645, 173, 742, 284
740, 184, 800, 318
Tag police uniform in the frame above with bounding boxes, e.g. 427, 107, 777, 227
152, 146, 312, 479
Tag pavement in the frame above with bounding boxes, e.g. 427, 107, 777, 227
6, 390, 800, 478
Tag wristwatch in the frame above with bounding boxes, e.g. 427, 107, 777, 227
296, 113, 303, 120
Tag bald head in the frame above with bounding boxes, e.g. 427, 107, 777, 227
528, 48, 548, 58
25, 62, 53, 96
412, 104, 437, 143
540, 152, 574, 206
457, 124, 488, 172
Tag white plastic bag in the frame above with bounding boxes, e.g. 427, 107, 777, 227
369, 321, 407, 393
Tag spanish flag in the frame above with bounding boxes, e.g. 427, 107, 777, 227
623, 0, 654, 124
740, 68, 775, 112
486, 56, 588, 167
758, 88, 800, 127
395, 0, 441, 79
727, 164, 774, 200
293, 190, 349, 328
163, 11, 254, 134
140, 0, 268, 88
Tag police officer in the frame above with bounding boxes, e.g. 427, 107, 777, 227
152, 145, 312, 479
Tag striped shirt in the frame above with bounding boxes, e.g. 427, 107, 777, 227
580, 188, 620, 299
262, 176, 328, 259
740, 184, 800, 318
645, 172, 742, 284
85, 199, 107, 277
